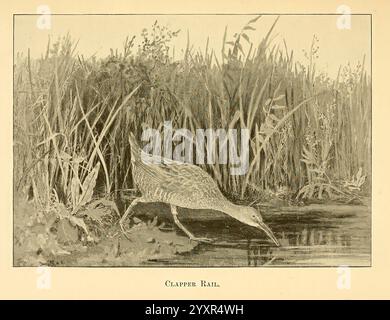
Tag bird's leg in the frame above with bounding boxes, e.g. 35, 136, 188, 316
119, 197, 145, 235
170, 205, 215, 244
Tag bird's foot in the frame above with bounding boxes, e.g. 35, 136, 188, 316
119, 218, 127, 233
119, 219, 132, 241
190, 237, 216, 244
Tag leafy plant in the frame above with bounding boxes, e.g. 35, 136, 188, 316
343, 167, 366, 192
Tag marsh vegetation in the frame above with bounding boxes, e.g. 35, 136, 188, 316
13, 17, 371, 266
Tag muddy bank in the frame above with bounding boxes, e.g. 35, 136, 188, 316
13, 197, 370, 267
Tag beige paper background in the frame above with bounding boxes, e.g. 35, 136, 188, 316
1, 0, 389, 299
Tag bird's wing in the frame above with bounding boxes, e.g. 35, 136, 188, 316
136, 154, 226, 201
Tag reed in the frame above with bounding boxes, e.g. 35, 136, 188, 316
13, 18, 371, 211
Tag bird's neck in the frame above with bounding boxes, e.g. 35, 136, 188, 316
212, 201, 244, 221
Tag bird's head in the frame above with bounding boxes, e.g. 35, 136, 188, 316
236, 206, 280, 246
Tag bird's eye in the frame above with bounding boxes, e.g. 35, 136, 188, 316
252, 214, 256, 219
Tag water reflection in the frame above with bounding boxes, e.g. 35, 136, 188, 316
145, 205, 371, 266
245, 229, 355, 266
246, 241, 274, 266
277, 229, 353, 247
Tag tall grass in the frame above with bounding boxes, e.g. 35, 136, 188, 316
13, 18, 371, 211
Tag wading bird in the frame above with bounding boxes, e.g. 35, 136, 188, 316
119, 133, 279, 246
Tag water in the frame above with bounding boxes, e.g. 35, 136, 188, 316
143, 203, 371, 267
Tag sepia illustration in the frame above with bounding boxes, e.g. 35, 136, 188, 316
13, 14, 371, 267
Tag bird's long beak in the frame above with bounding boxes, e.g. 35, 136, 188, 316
258, 222, 280, 246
